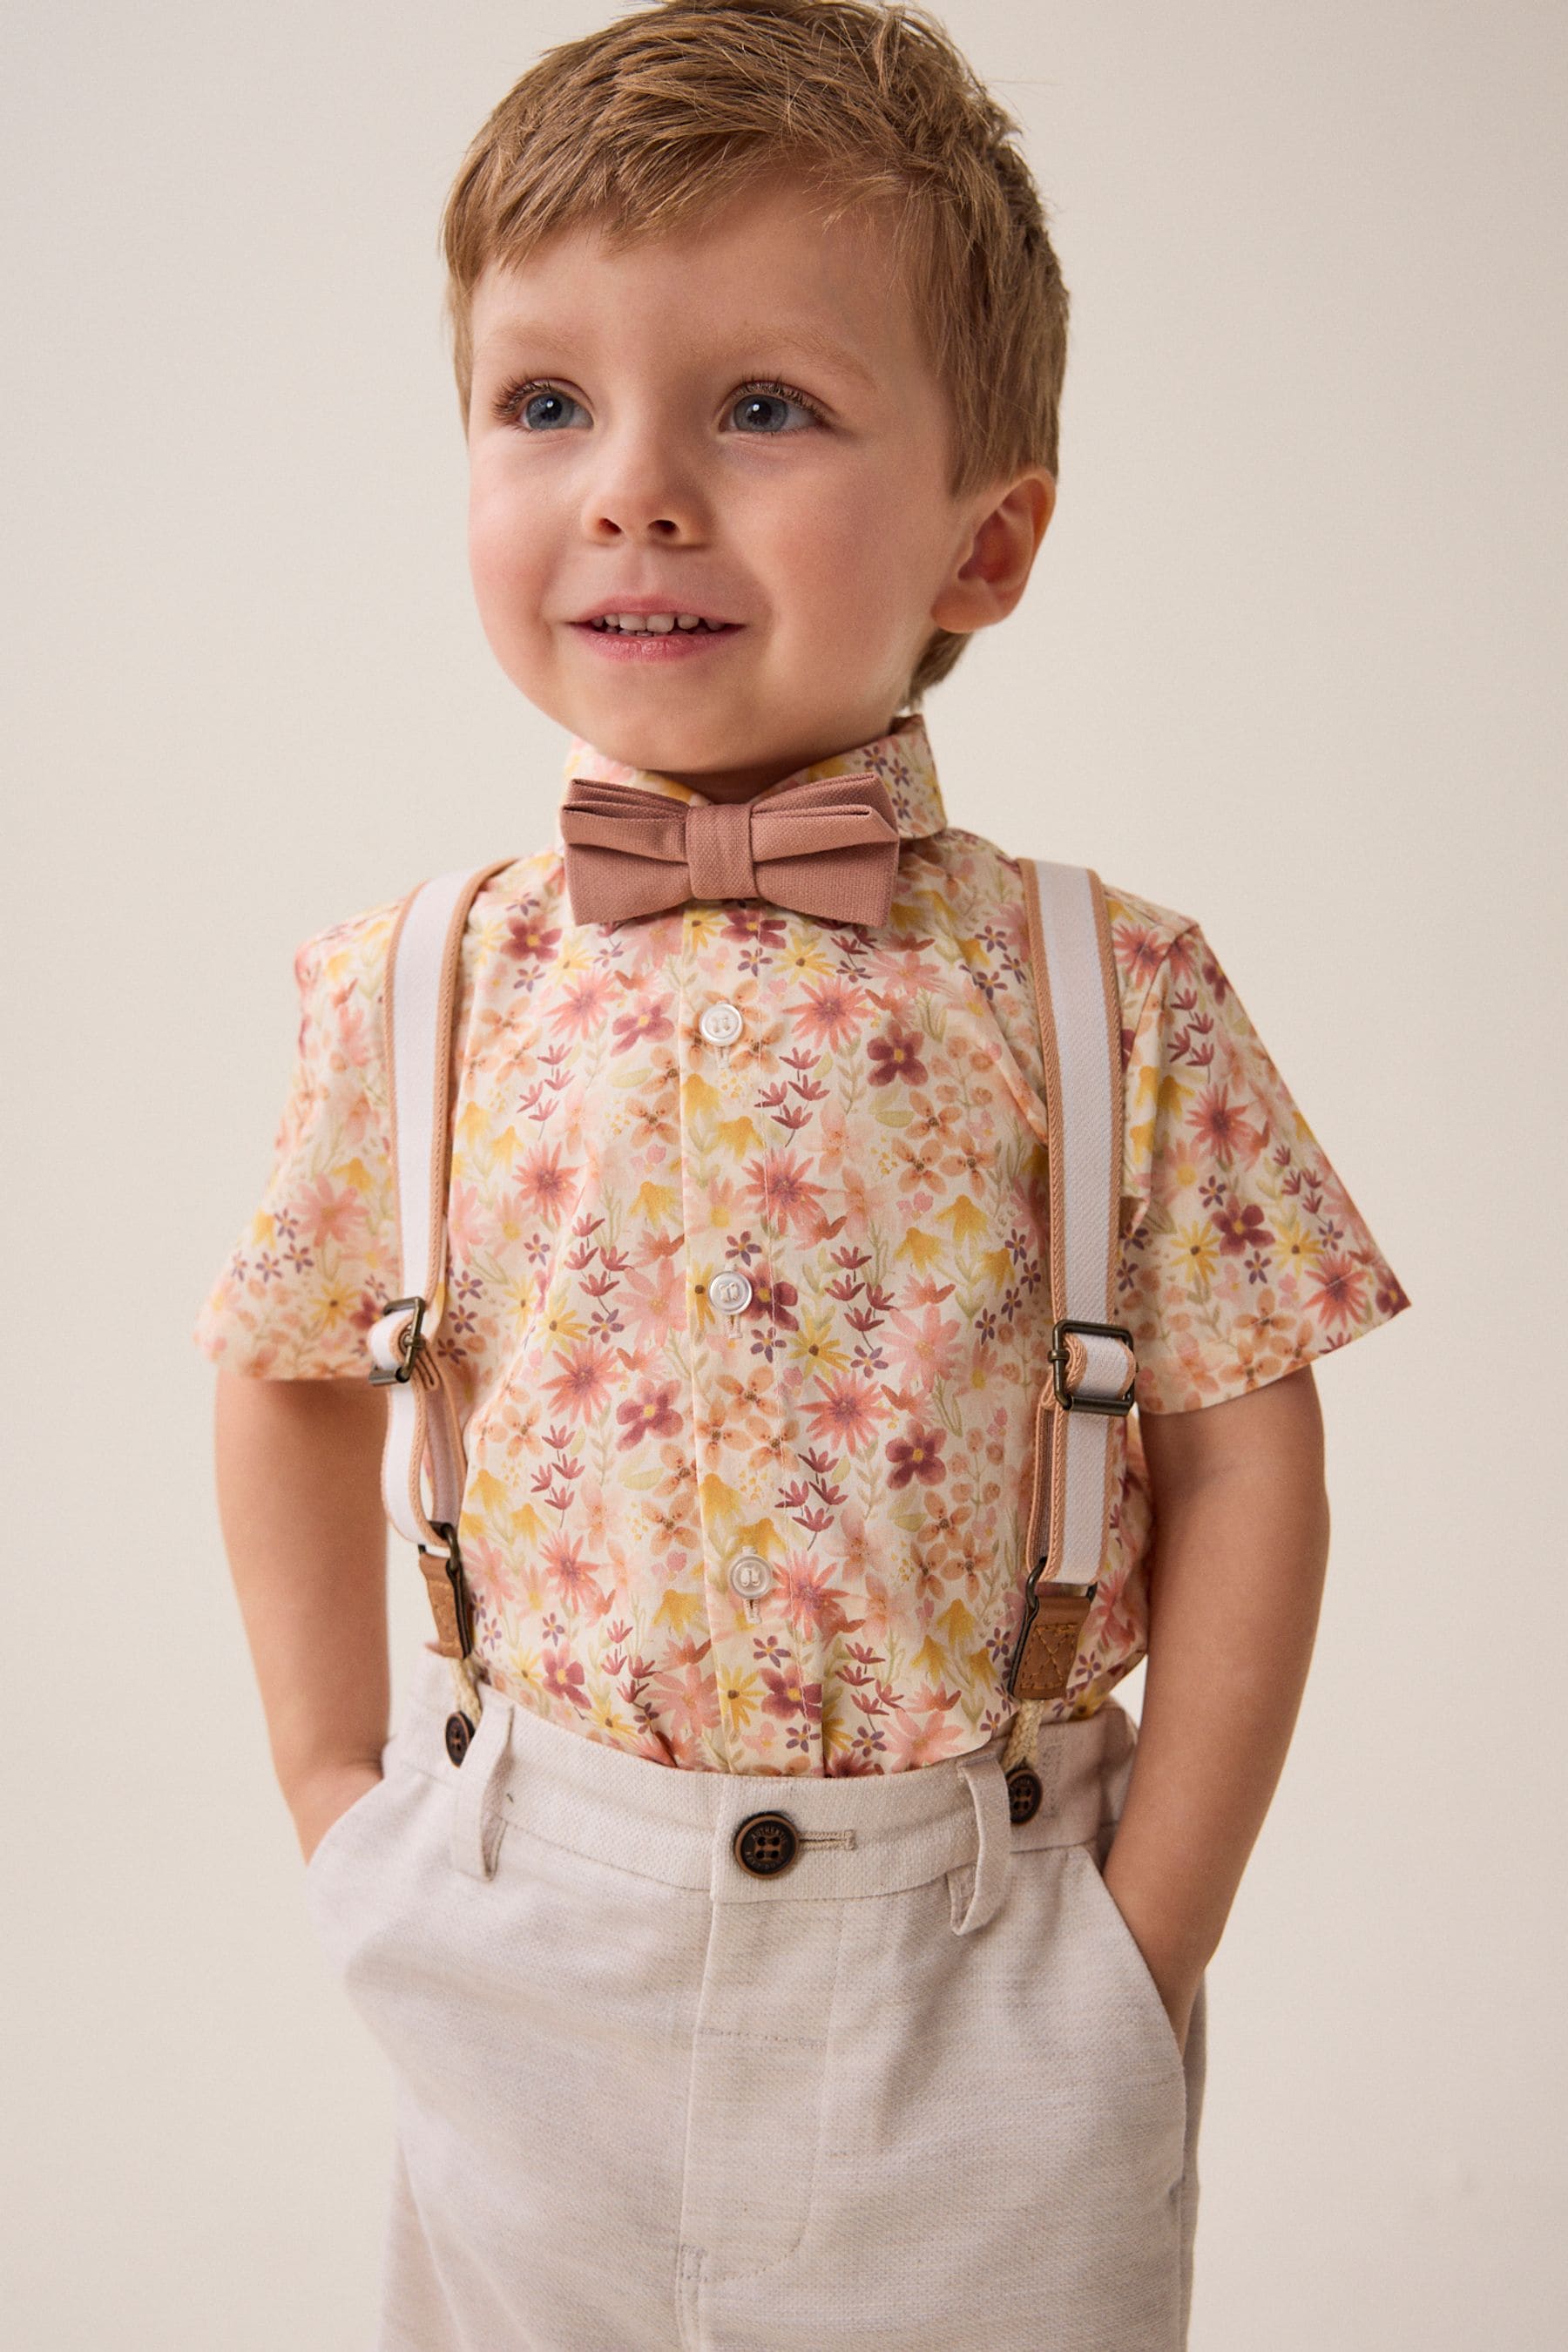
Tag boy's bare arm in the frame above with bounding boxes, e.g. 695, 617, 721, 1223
213, 1367, 392, 1861
1105, 1365, 1332, 2048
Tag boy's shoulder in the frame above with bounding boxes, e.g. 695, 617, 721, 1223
290, 848, 560, 990
917, 821, 1200, 997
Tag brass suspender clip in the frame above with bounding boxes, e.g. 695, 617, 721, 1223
419, 1518, 476, 1659
1050, 1317, 1136, 1415
1005, 1554, 1098, 1701
369, 1294, 428, 1386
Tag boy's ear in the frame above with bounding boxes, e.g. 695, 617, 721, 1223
930, 470, 1057, 635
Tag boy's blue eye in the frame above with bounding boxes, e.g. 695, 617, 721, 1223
510, 386, 585, 432
729, 384, 819, 434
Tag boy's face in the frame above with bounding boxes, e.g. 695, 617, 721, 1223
463, 171, 1052, 798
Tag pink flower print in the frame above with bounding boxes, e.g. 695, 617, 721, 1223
541, 1647, 591, 1712
1191, 1083, 1267, 1168
804, 1375, 887, 1453
864, 934, 943, 993
882, 1696, 967, 1769
516, 1142, 577, 1224
541, 1341, 618, 1422
886, 1423, 947, 1488
540, 1531, 606, 1612
1307, 1251, 1369, 1331
883, 1302, 962, 1391
867, 1024, 929, 1087
618, 1247, 685, 1348
612, 997, 674, 1051
506, 907, 563, 964
743, 1148, 830, 1240
548, 970, 617, 1039
647, 1637, 723, 1750
616, 1382, 681, 1446
776, 1555, 866, 1645
792, 976, 872, 1052
335, 994, 373, 1069
297, 1175, 368, 1250
1113, 920, 1170, 992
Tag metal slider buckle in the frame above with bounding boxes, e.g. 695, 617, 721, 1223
420, 1518, 476, 1658
1050, 1316, 1136, 1416
369, 1294, 427, 1387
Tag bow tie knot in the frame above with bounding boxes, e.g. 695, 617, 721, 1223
559, 768, 902, 927
685, 799, 760, 902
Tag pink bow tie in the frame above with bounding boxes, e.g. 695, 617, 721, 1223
559, 769, 902, 927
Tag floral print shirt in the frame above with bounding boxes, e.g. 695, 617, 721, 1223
193, 713, 1409, 1774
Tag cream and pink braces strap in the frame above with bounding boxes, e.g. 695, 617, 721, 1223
999, 860, 1136, 1774
367, 857, 513, 1725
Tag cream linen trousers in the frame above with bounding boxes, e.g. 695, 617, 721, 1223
305, 1644, 1207, 2352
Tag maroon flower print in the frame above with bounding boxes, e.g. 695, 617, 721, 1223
616, 1382, 682, 1445
505, 906, 563, 964
867, 1025, 929, 1087
1213, 1193, 1271, 1259
886, 1423, 947, 1488
612, 999, 674, 1051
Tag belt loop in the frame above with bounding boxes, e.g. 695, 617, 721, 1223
953, 1739, 1012, 1935
449, 1688, 513, 1882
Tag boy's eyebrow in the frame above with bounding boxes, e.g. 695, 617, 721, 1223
472, 316, 882, 395
723, 323, 882, 393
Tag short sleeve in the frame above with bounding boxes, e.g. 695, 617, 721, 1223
1117, 921, 1410, 1414
191, 898, 403, 1376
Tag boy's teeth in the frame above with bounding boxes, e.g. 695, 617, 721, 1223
596, 612, 718, 632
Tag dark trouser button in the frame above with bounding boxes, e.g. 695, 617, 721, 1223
733, 1811, 800, 1876
1006, 1765, 1043, 1824
444, 1711, 475, 1767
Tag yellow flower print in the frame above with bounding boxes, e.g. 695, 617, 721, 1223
774, 936, 837, 983
1273, 1210, 1322, 1274
536, 1282, 589, 1354
1171, 1220, 1220, 1288
787, 1308, 849, 1377
896, 1226, 944, 1271
718, 1665, 763, 1734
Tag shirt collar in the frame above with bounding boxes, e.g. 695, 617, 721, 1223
555, 710, 946, 848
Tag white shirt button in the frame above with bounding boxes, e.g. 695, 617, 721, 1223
707, 1270, 753, 1316
698, 1001, 743, 1045
728, 1551, 774, 1600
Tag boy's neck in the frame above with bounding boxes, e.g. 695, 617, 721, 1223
599, 713, 903, 805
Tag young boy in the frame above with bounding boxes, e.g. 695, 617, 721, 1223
194, 3, 1409, 2345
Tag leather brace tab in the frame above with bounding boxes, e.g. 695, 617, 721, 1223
418, 1525, 475, 1660
1010, 1584, 1096, 1702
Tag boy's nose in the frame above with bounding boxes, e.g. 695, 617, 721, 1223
582, 440, 707, 543
589, 508, 685, 539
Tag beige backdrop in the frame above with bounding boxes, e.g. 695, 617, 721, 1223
6, 2, 1563, 2344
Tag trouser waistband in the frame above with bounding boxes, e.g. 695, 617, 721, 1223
390, 1644, 1136, 1926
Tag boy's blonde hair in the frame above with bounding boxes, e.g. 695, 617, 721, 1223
441, 0, 1068, 703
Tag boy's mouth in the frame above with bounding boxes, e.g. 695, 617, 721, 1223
569, 606, 745, 662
